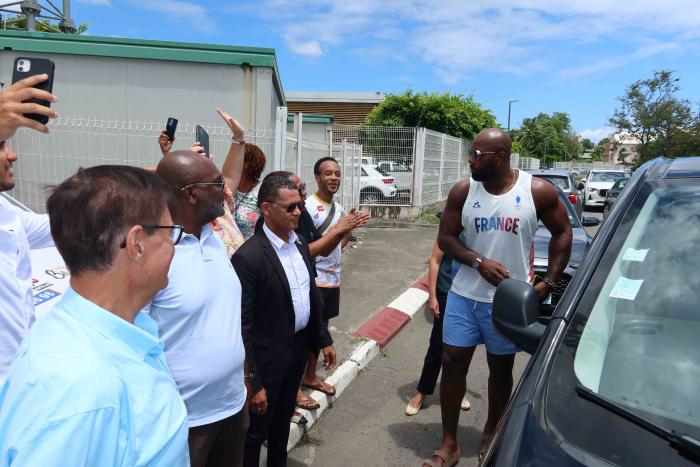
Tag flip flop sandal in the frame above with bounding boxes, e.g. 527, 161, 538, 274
422, 450, 459, 467
302, 380, 336, 396
296, 396, 321, 410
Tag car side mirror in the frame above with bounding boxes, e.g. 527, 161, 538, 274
492, 279, 546, 354
581, 216, 600, 227
577, 182, 585, 190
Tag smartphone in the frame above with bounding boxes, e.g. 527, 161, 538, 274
165, 117, 178, 141
11, 57, 55, 125
195, 125, 209, 158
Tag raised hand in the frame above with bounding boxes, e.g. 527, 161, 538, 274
0, 74, 58, 141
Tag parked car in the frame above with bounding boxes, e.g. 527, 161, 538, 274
581, 169, 629, 208
0, 193, 70, 318
359, 164, 398, 204
376, 160, 413, 199
532, 183, 599, 315
484, 157, 700, 466
527, 169, 583, 219
603, 176, 630, 219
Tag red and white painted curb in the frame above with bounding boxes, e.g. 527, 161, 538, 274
284, 274, 430, 452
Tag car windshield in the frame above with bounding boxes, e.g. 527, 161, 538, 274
573, 181, 700, 436
539, 175, 570, 190
374, 166, 391, 176
590, 171, 626, 182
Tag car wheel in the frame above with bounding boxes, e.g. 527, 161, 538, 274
360, 188, 383, 204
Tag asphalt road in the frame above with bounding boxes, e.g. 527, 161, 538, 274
287, 211, 604, 467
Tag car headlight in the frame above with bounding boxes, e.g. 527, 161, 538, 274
587, 187, 597, 192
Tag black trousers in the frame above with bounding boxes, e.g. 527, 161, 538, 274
416, 289, 447, 395
244, 329, 309, 467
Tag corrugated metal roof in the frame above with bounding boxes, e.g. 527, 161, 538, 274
286, 91, 385, 104
0, 30, 286, 105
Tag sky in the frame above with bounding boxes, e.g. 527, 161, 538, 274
28, 0, 700, 141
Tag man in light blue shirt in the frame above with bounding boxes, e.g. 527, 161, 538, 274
0, 165, 189, 466
149, 150, 247, 467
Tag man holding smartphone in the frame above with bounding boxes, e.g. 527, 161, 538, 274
0, 74, 58, 377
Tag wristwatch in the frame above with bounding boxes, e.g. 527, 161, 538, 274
231, 137, 246, 145
471, 256, 483, 270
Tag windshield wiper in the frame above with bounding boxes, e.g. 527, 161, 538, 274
576, 384, 700, 462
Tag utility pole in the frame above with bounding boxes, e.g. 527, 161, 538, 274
507, 99, 519, 133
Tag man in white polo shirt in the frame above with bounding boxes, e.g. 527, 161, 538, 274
0, 74, 58, 377
147, 147, 247, 467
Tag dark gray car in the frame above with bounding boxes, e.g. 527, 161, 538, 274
527, 169, 583, 219
603, 176, 629, 219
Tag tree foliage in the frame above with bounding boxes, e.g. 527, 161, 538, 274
363, 90, 497, 140
609, 70, 699, 163
511, 112, 583, 164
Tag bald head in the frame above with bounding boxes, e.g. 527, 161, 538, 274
156, 151, 218, 191
473, 128, 512, 156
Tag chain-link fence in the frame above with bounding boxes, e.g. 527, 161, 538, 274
510, 153, 541, 170
553, 161, 628, 172
7, 117, 275, 213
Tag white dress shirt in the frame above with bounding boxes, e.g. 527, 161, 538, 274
0, 196, 53, 377
263, 223, 311, 332
144, 224, 246, 427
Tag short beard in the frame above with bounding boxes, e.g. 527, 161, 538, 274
0, 180, 14, 192
200, 198, 225, 225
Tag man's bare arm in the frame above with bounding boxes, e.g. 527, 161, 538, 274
532, 178, 573, 297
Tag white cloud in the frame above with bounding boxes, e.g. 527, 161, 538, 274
260, 0, 700, 83
287, 38, 324, 57
130, 0, 214, 33
579, 127, 614, 143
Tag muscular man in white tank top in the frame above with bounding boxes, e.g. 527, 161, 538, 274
423, 129, 572, 467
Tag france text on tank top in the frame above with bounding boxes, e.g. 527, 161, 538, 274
451, 170, 538, 303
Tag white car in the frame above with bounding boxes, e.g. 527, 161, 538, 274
583, 170, 630, 208
1, 193, 70, 318
360, 164, 398, 204
376, 160, 413, 198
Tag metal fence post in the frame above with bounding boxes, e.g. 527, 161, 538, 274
439, 133, 446, 200
412, 128, 425, 207
296, 112, 303, 177
341, 138, 347, 207
273, 106, 287, 171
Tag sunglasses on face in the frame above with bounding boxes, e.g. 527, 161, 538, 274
271, 201, 304, 213
180, 176, 225, 192
467, 149, 505, 160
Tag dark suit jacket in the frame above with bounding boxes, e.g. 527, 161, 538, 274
231, 228, 333, 394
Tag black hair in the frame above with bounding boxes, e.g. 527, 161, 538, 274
257, 172, 299, 208
46, 165, 173, 275
313, 156, 339, 175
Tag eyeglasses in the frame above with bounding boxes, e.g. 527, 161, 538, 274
270, 201, 304, 213
180, 176, 225, 192
467, 149, 505, 160
119, 224, 184, 248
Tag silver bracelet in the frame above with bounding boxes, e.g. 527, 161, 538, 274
231, 138, 246, 145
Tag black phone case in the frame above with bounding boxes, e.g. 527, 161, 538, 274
165, 118, 178, 141
11, 57, 55, 125
196, 125, 209, 157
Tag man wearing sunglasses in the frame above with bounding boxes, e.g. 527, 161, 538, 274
146, 150, 248, 467
0, 166, 189, 465
423, 128, 571, 466
232, 173, 337, 467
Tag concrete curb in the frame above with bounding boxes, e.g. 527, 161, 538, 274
283, 273, 430, 453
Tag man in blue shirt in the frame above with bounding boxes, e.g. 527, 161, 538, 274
149, 150, 248, 467
0, 165, 189, 466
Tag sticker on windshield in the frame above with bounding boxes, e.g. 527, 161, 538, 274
609, 277, 644, 301
622, 248, 649, 262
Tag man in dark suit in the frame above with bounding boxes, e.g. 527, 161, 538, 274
232, 173, 337, 467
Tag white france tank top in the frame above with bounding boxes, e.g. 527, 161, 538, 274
451, 170, 538, 303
